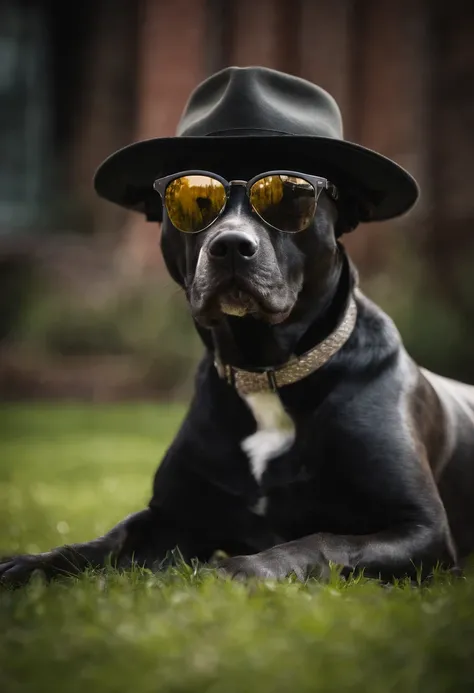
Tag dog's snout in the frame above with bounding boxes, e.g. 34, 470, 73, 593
208, 231, 259, 261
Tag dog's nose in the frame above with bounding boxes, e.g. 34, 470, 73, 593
208, 231, 259, 261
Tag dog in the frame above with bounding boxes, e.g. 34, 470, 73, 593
2, 67, 473, 586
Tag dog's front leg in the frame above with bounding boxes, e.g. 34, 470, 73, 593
218, 522, 456, 582
0, 508, 205, 587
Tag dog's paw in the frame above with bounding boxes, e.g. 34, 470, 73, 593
217, 546, 330, 582
0, 553, 54, 587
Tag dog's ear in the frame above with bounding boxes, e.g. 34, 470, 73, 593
335, 186, 383, 236
160, 227, 186, 288
144, 192, 166, 223
335, 196, 362, 236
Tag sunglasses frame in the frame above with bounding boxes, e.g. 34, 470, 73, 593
153, 169, 339, 234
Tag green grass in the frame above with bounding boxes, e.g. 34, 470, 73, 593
1, 404, 474, 693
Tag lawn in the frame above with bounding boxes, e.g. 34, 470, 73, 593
1, 403, 474, 693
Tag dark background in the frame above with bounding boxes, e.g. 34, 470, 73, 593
1, 0, 473, 401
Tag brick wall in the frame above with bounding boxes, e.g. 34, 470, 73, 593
87, 0, 473, 279
119, 0, 208, 274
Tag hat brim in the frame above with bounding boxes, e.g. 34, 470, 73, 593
94, 135, 419, 223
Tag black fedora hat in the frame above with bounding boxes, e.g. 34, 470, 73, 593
94, 66, 419, 227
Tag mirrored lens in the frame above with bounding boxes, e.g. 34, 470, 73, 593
165, 175, 227, 233
249, 175, 316, 232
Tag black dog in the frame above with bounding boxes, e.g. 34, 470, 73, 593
2, 67, 474, 586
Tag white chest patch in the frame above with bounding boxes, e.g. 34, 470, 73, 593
240, 391, 295, 482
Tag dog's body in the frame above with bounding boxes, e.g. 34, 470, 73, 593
1, 169, 474, 585
144, 289, 474, 580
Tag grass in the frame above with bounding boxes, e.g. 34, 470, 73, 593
1, 404, 474, 693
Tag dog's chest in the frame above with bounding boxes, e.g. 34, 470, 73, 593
240, 391, 295, 484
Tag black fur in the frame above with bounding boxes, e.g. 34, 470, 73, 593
2, 166, 473, 586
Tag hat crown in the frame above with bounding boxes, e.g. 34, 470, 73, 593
177, 66, 344, 140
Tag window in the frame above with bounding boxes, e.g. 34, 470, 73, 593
0, 1, 50, 229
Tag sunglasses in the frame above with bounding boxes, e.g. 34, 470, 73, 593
153, 170, 339, 234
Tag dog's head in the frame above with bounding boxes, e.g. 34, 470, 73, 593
160, 164, 343, 330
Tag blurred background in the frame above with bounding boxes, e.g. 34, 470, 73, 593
0, 0, 473, 402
